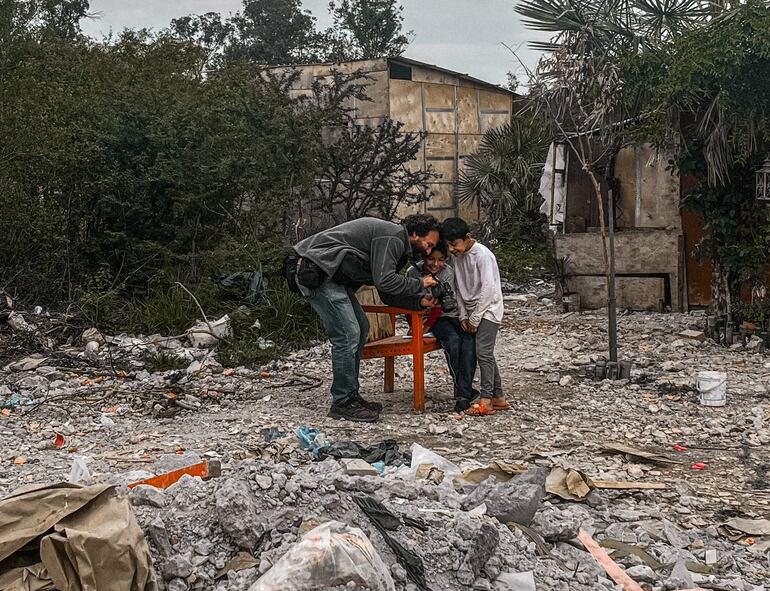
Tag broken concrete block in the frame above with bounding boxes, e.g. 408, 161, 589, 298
663, 519, 689, 549
129, 484, 167, 508
678, 330, 705, 342
215, 479, 266, 549
147, 516, 173, 557
340, 458, 379, 476
458, 522, 500, 585
462, 467, 548, 526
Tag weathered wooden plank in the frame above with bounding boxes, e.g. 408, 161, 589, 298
356, 286, 395, 342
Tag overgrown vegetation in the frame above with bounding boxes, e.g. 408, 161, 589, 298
515, 0, 770, 317
0, 0, 419, 365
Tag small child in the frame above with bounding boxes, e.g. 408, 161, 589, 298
407, 242, 478, 411
442, 217, 509, 416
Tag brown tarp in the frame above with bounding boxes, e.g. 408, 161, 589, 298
0, 482, 158, 591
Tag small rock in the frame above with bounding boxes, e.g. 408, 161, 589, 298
254, 475, 273, 490
166, 578, 188, 591
625, 565, 656, 583
84, 341, 100, 361
558, 375, 573, 387
163, 554, 193, 580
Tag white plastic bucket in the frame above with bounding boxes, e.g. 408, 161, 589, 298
697, 371, 727, 407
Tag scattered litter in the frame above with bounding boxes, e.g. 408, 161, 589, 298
69, 456, 91, 484
578, 528, 644, 591
545, 466, 593, 501
723, 518, 770, 537
416, 463, 445, 484
603, 442, 681, 465
186, 314, 232, 348
354, 496, 426, 589
0, 483, 157, 591
250, 520, 395, 591
691, 462, 706, 470
7, 311, 36, 333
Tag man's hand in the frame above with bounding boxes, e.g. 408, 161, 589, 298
422, 275, 438, 289
461, 319, 478, 334
420, 295, 435, 308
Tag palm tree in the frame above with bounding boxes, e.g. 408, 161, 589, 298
458, 119, 550, 241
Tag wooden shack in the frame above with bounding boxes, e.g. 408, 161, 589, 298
543, 142, 689, 312
268, 57, 516, 220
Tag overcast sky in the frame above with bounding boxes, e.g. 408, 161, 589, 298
81, 0, 548, 86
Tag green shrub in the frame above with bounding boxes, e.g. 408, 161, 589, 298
493, 240, 551, 284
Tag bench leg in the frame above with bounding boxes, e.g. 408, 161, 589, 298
384, 357, 394, 393
410, 313, 425, 413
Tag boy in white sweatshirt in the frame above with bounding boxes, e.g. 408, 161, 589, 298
443, 217, 509, 416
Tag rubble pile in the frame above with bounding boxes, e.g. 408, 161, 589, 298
122, 449, 767, 591
3, 286, 770, 589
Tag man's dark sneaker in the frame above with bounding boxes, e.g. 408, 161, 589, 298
328, 397, 380, 422
355, 393, 383, 413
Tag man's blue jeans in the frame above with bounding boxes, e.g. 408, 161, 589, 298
303, 280, 369, 405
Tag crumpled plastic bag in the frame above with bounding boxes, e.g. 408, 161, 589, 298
249, 521, 395, 591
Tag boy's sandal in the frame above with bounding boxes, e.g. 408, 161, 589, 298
464, 403, 495, 417
491, 399, 512, 411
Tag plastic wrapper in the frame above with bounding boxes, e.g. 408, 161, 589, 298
250, 521, 394, 591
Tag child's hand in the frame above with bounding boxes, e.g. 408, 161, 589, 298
461, 319, 478, 334
422, 275, 438, 289
420, 295, 436, 308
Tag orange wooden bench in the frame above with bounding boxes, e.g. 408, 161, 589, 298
361, 305, 441, 413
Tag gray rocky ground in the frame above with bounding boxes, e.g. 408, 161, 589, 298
2, 288, 770, 590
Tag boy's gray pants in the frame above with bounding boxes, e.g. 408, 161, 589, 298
476, 318, 502, 398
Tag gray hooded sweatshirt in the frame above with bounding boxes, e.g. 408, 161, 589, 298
294, 217, 424, 305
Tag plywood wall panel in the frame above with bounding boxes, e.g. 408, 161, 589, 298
389, 80, 423, 131
457, 87, 479, 134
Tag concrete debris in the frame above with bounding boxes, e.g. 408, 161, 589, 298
3, 283, 770, 590
461, 468, 548, 526
215, 479, 267, 550
678, 329, 706, 342
340, 458, 380, 476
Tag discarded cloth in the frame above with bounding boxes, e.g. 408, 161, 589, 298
295, 426, 407, 465
0, 482, 158, 591
316, 439, 406, 466
353, 495, 427, 590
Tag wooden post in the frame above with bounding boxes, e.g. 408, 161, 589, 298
410, 312, 425, 413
